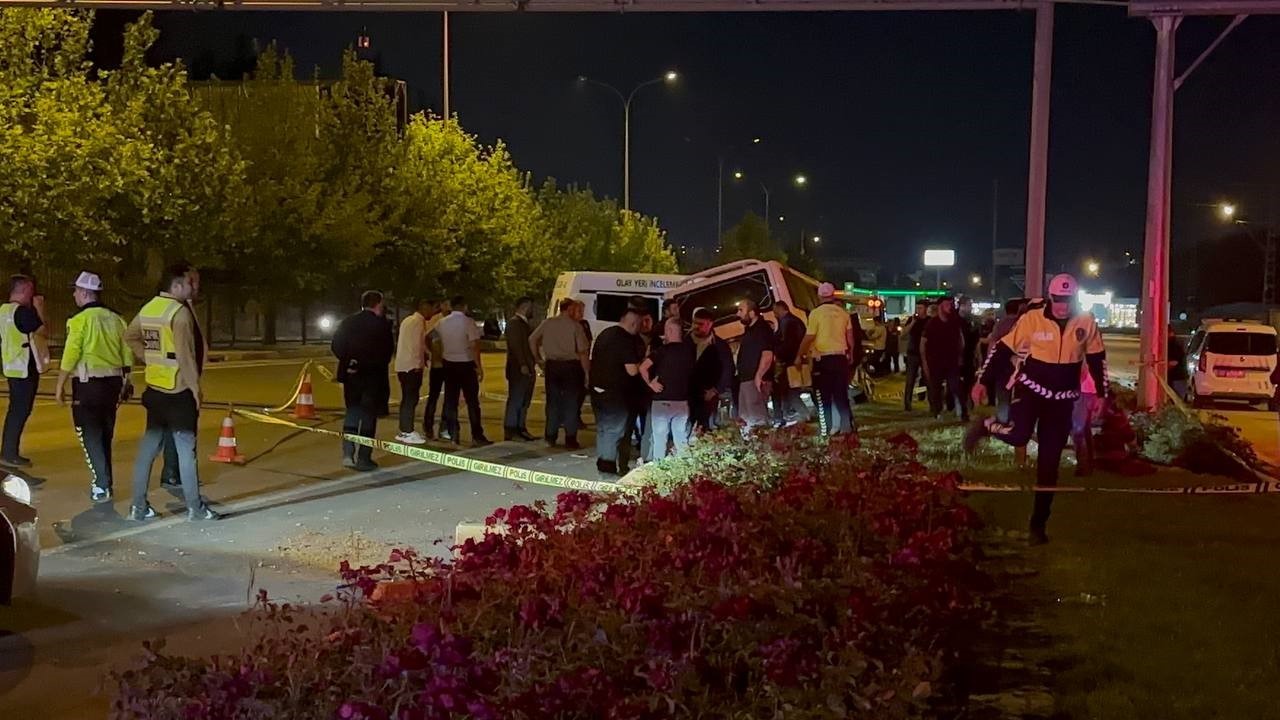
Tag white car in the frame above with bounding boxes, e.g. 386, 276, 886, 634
1185, 319, 1278, 409
1, 472, 39, 603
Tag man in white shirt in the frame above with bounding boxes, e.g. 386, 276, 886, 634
393, 299, 440, 445
438, 295, 491, 447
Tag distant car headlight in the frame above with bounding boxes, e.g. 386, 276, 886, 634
2, 474, 31, 505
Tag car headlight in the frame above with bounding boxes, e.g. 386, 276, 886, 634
3, 474, 31, 505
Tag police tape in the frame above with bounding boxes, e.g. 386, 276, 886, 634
231, 408, 624, 494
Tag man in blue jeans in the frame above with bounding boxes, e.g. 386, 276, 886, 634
639, 317, 695, 460
124, 264, 221, 521
590, 308, 643, 475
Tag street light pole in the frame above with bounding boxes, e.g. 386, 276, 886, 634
1024, 0, 1054, 299
577, 72, 677, 212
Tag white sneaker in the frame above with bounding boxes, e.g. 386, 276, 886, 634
396, 431, 427, 445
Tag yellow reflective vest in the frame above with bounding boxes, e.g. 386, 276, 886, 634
136, 296, 184, 391
981, 301, 1108, 399
64, 305, 133, 381
0, 302, 47, 379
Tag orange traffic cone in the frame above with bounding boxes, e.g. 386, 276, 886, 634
293, 373, 317, 419
209, 413, 246, 464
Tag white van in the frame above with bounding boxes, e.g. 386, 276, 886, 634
549, 271, 687, 338
1185, 319, 1278, 408
664, 259, 821, 341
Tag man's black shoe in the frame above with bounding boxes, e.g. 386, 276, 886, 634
473, 437, 494, 448
565, 437, 582, 451
596, 458, 618, 475
354, 459, 379, 472
517, 430, 536, 441
962, 419, 989, 454
0, 456, 31, 468
545, 435, 559, 447
1028, 526, 1050, 546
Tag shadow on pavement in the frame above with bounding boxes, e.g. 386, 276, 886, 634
51, 504, 129, 546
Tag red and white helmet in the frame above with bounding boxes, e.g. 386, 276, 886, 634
1048, 273, 1078, 298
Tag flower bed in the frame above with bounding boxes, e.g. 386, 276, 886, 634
113, 430, 989, 720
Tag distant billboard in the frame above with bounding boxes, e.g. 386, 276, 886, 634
993, 248, 1024, 267
923, 249, 955, 267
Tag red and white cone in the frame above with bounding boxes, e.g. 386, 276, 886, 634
209, 414, 246, 464
293, 373, 317, 420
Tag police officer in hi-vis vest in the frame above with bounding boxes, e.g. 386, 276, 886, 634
54, 272, 134, 504
123, 264, 222, 521
966, 273, 1108, 546
0, 274, 49, 468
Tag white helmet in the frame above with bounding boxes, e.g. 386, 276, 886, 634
1048, 273, 1078, 298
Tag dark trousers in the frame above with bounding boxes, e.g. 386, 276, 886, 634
504, 368, 534, 432
424, 366, 446, 436
592, 391, 634, 468
886, 350, 900, 373
812, 355, 853, 436
989, 388, 1074, 530
442, 361, 484, 442
72, 377, 122, 491
772, 364, 795, 424
545, 360, 583, 441
689, 389, 716, 433
397, 370, 424, 434
927, 365, 967, 419
2, 376, 37, 461
342, 376, 380, 463
903, 355, 923, 410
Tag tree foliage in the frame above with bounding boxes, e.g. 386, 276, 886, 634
0, 8, 677, 314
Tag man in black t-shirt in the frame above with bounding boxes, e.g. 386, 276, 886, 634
639, 317, 695, 460
733, 299, 776, 430
589, 308, 644, 475
902, 303, 929, 411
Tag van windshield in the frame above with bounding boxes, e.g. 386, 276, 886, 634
1206, 332, 1277, 356
782, 269, 820, 313
675, 271, 773, 326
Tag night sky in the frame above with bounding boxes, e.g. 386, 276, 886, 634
95, 6, 1280, 296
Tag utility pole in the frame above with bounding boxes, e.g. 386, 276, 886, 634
991, 178, 999, 300
716, 157, 723, 246
1023, 1, 1054, 299
442, 11, 451, 118
1137, 15, 1176, 412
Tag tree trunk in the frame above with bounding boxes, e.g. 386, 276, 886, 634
263, 297, 278, 345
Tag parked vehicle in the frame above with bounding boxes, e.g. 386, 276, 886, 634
664, 259, 822, 341
1, 471, 39, 604
1185, 319, 1278, 409
548, 271, 688, 338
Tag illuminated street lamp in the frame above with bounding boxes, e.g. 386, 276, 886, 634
1085, 259, 1101, 277
576, 70, 679, 211
971, 274, 982, 286
794, 174, 808, 186
1220, 202, 1237, 220
733, 170, 744, 180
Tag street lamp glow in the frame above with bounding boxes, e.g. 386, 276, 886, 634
752, 137, 762, 144
778, 215, 785, 222
971, 274, 982, 286
733, 170, 744, 180
664, 70, 679, 82
812, 236, 821, 244
1085, 259, 1101, 277
318, 315, 335, 331
794, 174, 808, 186
1219, 202, 1237, 220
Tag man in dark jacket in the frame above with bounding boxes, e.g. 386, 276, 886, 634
688, 307, 733, 432
331, 290, 394, 471
503, 297, 537, 441
902, 302, 929, 411
921, 296, 968, 421
772, 301, 808, 425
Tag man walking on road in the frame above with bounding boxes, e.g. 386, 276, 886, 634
590, 308, 643, 475
967, 273, 1109, 545
125, 264, 221, 521
798, 282, 855, 436
734, 299, 776, 430
54, 272, 132, 504
331, 290, 394, 471
921, 296, 968, 421
640, 316, 695, 459
531, 298, 590, 449
772, 301, 808, 426
503, 296, 538, 442
439, 296, 491, 447
0, 275, 48, 468
394, 299, 438, 446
